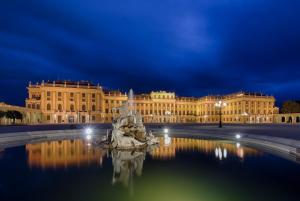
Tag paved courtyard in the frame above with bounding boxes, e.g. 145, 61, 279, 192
1, 123, 300, 140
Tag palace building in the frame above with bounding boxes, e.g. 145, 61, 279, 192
25, 80, 278, 124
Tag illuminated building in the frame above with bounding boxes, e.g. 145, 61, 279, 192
25, 80, 278, 124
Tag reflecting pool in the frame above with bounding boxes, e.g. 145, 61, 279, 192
0, 137, 299, 201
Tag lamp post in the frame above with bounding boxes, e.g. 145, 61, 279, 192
215, 100, 227, 128
165, 111, 171, 123
241, 112, 248, 124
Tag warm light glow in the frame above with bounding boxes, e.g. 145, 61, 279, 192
163, 128, 169, 134
215, 100, 227, 108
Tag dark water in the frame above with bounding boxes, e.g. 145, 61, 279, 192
0, 137, 299, 201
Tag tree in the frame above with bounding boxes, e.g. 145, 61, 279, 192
5, 110, 23, 124
0, 110, 5, 118
281, 101, 300, 113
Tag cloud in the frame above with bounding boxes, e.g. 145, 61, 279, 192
0, 0, 299, 106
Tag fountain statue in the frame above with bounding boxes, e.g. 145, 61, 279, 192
95, 89, 159, 149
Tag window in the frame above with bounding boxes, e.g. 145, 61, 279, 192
82, 105, 86, 111
47, 91, 51, 100
47, 115, 50, 120
92, 105, 96, 111
58, 104, 62, 111
92, 93, 95, 98
70, 93, 74, 101
47, 104, 51, 110
58, 92, 62, 96
70, 104, 74, 112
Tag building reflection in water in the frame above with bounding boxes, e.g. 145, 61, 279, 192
26, 139, 107, 169
26, 137, 259, 171
150, 137, 259, 160
0, 148, 4, 159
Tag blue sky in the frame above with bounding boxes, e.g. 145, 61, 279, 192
1, 0, 300, 106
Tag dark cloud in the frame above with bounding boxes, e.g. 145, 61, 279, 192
0, 0, 299, 106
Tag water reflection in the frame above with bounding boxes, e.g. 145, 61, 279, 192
26, 137, 259, 170
26, 139, 107, 169
111, 150, 145, 187
0, 137, 298, 201
150, 138, 259, 160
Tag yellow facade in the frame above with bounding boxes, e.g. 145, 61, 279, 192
26, 80, 277, 124
0, 102, 42, 125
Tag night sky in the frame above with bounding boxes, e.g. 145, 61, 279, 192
1, 0, 300, 106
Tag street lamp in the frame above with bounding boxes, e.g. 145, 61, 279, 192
215, 100, 227, 128
165, 111, 171, 123
241, 112, 248, 124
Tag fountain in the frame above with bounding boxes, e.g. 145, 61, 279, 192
95, 89, 159, 149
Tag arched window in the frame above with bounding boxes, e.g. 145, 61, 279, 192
296, 116, 300, 123
70, 104, 74, 112
281, 116, 285, 123
92, 105, 96, 111
47, 104, 51, 111
82, 105, 86, 111
58, 104, 62, 111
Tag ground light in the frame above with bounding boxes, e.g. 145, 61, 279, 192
85, 127, 93, 135
84, 127, 93, 141
163, 128, 169, 134
235, 134, 241, 139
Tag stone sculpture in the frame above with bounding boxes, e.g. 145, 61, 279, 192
96, 89, 159, 149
